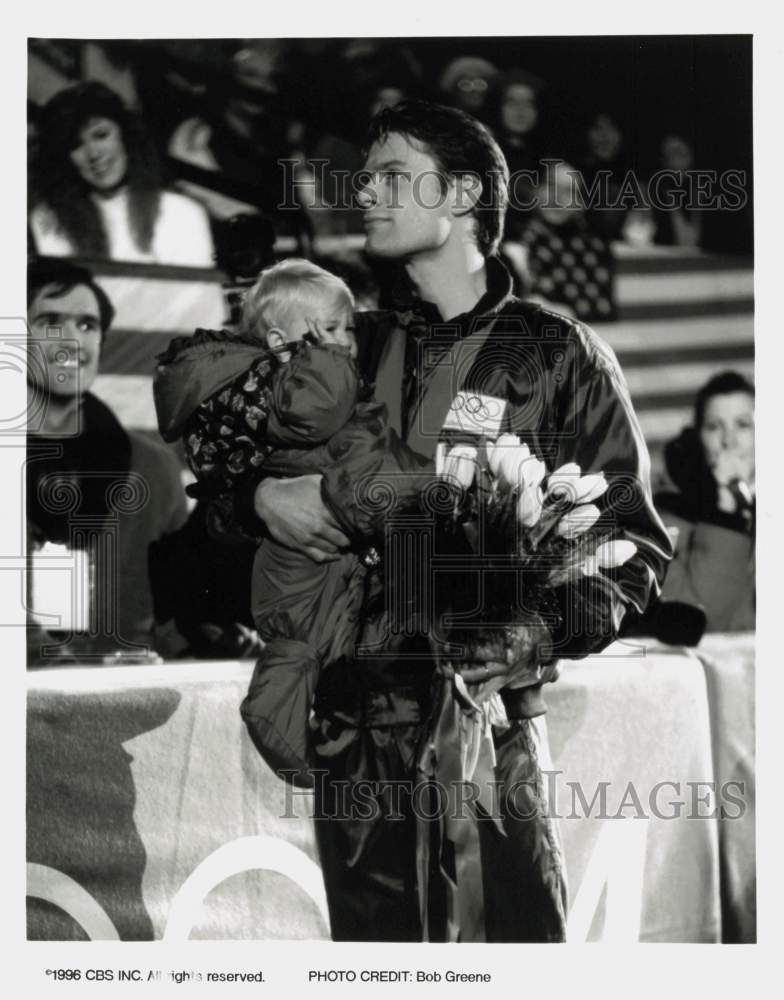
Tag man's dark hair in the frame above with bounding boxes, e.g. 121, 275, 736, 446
364, 99, 509, 257
27, 258, 115, 334
694, 370, 754, 429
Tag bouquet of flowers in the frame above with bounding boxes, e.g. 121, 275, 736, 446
426, 432, 638, 682
414, 433, 638, 940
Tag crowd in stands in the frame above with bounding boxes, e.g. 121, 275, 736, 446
28, 39, 741, 278
25, 39, 755, 664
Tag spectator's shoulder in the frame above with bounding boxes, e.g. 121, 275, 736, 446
30, 202, 56, 231
168, 117, 215, 167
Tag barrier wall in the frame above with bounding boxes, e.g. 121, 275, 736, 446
27, 636, 755, 943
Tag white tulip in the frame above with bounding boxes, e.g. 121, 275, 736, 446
555, 503, 601, 539
546, 466, 607, 506
582, 554, 599, 577
442, 445, 478, 489
487, 434, 524, 479
545, 463, 581, 501
496, 444, 536, 490
525, 457, 548, 491
574, 473, 608, 504
517, 482, 544, 527
595, 539, 638, 568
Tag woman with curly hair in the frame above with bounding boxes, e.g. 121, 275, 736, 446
30, 81, 218, 267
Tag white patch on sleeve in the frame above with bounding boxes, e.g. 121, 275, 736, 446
442, 392, 507, 436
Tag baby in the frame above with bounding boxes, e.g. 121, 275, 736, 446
154, 259, 430, 786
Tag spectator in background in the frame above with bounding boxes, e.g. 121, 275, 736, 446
652, 133, 702, 247
655, 371, 755, 631
305, 46, 427, 240
29, 81, 218, 268
493, 68, 543, 174
438, 55, 499, 118
335, 40, 426, 142
26, 259, 255, 663
520, 160, 617, 321
167, 40, 308, 233
492, 69, 545, 244
26, 260, 188, 663
577, 111, 630, 241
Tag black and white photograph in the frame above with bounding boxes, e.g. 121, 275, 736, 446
2, 3, 776, 994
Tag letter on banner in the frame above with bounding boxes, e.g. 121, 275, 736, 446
163, 835, 330, 940
27, 863, 120, 940
566, 819, 648, 941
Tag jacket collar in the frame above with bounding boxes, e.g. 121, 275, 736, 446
392, 255, 515, 341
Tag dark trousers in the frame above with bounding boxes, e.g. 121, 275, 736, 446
311, 709, 567, 942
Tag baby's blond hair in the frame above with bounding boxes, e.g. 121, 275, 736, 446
241, 258, 354, 338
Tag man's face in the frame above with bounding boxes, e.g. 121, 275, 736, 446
358, 133, 453, 259
27, 284, 103, 399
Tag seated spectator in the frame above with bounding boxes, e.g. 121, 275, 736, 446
333, 40, 425, 141
576, 111, 630, 241
493, 68, 543, 172
27, 259, 260, 663
26, 260, 189, 663
29, 81, 219, 268
520, 160, 617, 321
438, 55, 499, 118
167, 39, 310, 241
652, 133, 702, 248
491, 69, 545, 242
291, 44, 426, 238
654, 371, 755, 631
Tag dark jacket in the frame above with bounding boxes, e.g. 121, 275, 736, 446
196, 258, 672, 716
356, 257, 672, 659
27, 393, 188, 660
654, 427, 755, 632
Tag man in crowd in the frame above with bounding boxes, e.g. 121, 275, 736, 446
26, 259, 189, 662
233, 101, 672, 941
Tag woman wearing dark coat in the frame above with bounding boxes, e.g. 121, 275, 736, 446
654, 371, 755, 633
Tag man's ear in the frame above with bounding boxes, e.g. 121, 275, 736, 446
450, 172, 483, 217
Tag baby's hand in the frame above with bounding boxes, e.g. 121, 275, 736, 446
305, 316, 357, 358
305, 317, 329, 344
